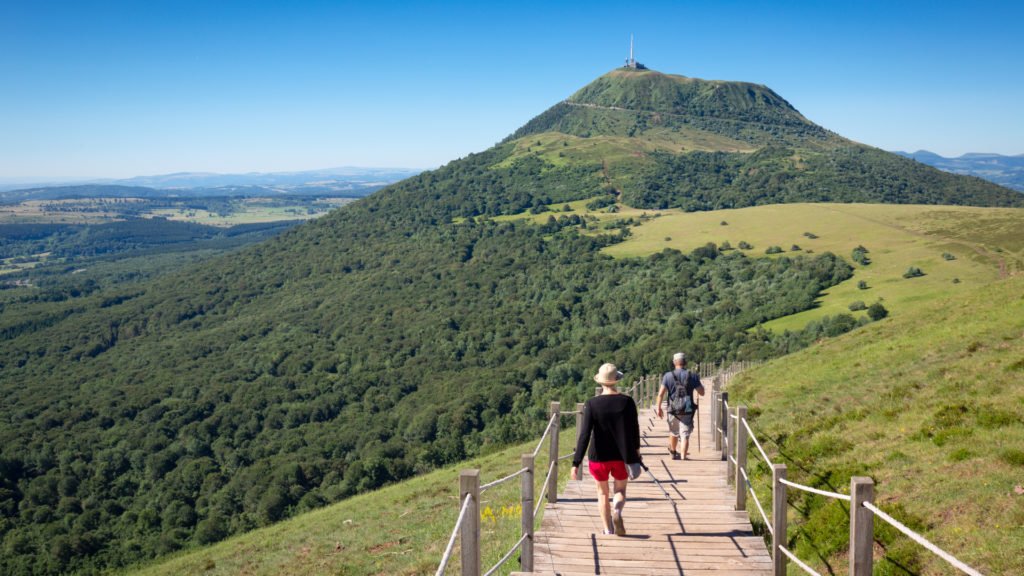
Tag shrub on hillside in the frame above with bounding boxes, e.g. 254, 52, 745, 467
848, 301, 866, 311
852, 245, 870, 266
867, 302, 889, 320
903, 266, 925, 279
765, 246, 783, 254
857, 280, 868, 290
942, 252, 956, 261
738, 241, 753, 250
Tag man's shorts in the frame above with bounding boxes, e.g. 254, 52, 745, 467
588, 460, 628, 482
668, 412, 695, 439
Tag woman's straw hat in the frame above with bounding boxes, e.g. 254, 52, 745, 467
593, 363, 623, 385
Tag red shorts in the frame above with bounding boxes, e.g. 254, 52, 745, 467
588, 460, 628, 482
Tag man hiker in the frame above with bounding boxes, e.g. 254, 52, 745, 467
656, 352, 705, 460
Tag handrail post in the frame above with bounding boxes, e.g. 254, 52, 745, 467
713, 392, 721, 450
520, 454, 534, 572
547, 402, 560, 504
595, 386, 602, 398
575, 402, 584, 446
735, 406, 747, 510
850, 477, 874, 576
772, 464, 787, 576
727, 397, 736, 480
460, 470, 480, 576
719, 392, 729, 460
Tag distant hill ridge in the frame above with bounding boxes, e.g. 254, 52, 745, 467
0, 167, 422, 199
893, 150, 1024, 192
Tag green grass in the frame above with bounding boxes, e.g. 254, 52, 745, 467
601, 203, 1024, 331
125, 426, 577, 576
729, 276, 1024, 575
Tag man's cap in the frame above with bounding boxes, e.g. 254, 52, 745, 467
673, 352, 686, 362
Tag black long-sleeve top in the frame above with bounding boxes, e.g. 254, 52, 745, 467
572, 393, 641, 467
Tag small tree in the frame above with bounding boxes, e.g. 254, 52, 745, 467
791, 244, 801, 251
903, 266, 925, 278
765, 246, 784, 254
738, 241, 753, 250
857, 280, 869, 290
849, 301, 867, 311
867, 302, 889, 321
852, 245, 871, 266
719, 240, 733, 250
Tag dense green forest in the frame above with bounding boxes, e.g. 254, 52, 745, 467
622, 146, 1023, 210
0, 66, 1019, 574
0, 199, 858, 574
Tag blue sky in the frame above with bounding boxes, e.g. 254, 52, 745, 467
1, 0, 1022, 180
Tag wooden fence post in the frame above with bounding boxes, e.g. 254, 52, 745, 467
719, 392, 729, 460
548, 402, 560, 504
772, 464, 787, 576
519, 454, 534, 572
850, 477, 874, 576
575, 402, 584, 447
727, 398, 736, 481
735, 406, 747, 510
712, 392, 721, 450
460, 470, 480, 576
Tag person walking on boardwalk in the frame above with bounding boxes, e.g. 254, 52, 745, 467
570, 363, 642, 536
657, 352, 705, 460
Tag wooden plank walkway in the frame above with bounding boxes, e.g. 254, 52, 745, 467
514, 389, 771, 575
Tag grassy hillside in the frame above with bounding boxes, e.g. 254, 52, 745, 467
602, 203, 1024, 330
730, 276, 1024, 575
125, 427, 576, 576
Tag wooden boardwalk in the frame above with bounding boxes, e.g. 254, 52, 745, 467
514, 390, 771, 575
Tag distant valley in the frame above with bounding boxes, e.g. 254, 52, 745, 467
893, 150, 1024, 191
0, 166, 423, 199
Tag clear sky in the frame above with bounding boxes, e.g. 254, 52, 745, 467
1, 0, 1022, 180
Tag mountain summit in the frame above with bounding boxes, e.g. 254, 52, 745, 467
513, 68, 838, 149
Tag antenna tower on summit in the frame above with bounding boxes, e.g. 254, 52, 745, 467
624, 34, 646, 69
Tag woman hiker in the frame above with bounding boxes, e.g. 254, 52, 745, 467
570, 363, 642, 536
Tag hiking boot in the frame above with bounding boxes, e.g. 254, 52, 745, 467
672, 451, 682, 461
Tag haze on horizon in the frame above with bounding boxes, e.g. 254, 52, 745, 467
1, 0, 1022, 180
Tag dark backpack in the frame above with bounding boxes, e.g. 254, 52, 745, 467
668, 369, 696, 416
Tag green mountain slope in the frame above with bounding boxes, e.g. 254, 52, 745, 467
732, 275, 1024, 575
128, 276, 1023, 576
0, 66, 1019, 574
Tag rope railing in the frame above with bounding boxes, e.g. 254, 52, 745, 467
534, 461, 556, 519
779, 478, 851, 501
742, 467, 773, 535
863, 502, 984, 576
779, 545, 823, 576
435, 494, 473, 576
714, 364, 988, 576
741, 417, 773, 467
479, 467, 529, 493
531, 413, 558, 458
482, 533, 529, 576
439, 397, 580, 575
